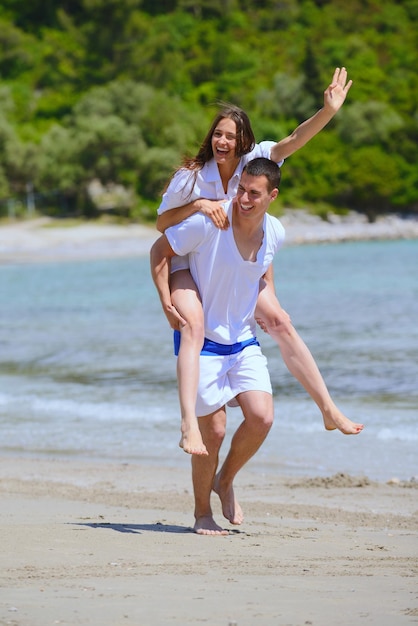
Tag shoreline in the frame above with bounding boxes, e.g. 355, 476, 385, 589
1, 455, 417, 625
1, 215, 417, 624
0, 210, 417, 264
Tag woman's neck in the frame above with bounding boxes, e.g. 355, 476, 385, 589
218, 159, 240, 194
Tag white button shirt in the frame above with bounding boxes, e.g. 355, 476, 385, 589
158, 141, 283, 214
166, 201, 285, 344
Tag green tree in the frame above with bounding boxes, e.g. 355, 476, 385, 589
338, 101, 404, 146
346, 146, 404, 217
0, 0, 416, 216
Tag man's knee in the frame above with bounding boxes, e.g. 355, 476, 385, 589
244, 411, 273, 439
199, 412, 226, 445
211, 422, 226, 445
240, 398, 274, 432
256, 410, 274, 431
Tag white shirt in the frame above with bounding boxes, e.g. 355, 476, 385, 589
165, 201, 285, 344
158, 141, 283, 214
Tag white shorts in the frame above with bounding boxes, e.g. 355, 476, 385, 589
195, 344, 272, 417
171, 254, 190, 273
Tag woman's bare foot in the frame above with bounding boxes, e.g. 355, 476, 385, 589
193, 515, 229, 535
323, 407, 364, 435
179, 423, 208, 455
213, 474, 244, 525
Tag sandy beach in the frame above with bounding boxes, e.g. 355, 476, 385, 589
0, 456, 417, 626
1, 214, 417, 625
0, 210, 418, 264
0, 217, 159, 264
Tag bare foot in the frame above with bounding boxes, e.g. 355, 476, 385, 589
213, 474, 244, 525
323, 407, 364, 435
179, 424, 208, 456
193, 515, 229, 536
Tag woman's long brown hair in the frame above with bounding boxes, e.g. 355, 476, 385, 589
163, 102, 256, 196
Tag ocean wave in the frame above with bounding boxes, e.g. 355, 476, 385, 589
376, 427, 418, 443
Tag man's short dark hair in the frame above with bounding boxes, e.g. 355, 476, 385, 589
243, 157, 281, 192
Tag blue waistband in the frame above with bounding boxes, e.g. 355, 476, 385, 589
173, 330, 259, 356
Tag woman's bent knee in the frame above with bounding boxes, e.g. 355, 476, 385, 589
180, 318, 205, 345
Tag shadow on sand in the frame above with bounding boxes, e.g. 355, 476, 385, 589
73, 521, 193, 534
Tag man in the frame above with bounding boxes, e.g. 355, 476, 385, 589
150, 157, 362, 535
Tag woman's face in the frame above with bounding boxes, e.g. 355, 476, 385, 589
211, 117, 238, 165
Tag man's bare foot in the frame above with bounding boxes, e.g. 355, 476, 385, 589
323, 408, 364, 435
179, 425, 208, 455
193, 515, 229, 536
213, 474, 244, 525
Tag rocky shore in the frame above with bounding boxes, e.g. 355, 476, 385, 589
0, 210, 417, 263
280, 209, 418, 245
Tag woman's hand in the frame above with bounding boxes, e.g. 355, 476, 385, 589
199, 199, 230, 229
323, 66, 353, 114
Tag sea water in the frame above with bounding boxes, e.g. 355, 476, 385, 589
0, 239, 417, 481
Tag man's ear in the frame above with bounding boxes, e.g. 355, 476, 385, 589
270, 188, 279, 202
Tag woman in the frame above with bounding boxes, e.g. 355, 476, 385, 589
156, 67, 363, 456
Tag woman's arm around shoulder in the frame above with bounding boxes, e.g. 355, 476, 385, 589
157, 198, 230, 233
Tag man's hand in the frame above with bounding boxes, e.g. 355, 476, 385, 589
323, 66, 353, 114
199, 199, 230, 230
164, 303, 187, 331
255, 316, 270, 334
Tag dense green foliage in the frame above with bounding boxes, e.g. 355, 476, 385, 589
0, 0, 417, 220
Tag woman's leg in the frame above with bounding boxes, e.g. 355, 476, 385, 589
170, 269, 208, 455
255, 280, 364, 435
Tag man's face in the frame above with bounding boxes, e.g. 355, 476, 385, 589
236, 172, 278, 221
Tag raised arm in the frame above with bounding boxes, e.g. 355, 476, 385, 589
270, 67, 352, 162
150, 235, 187, 329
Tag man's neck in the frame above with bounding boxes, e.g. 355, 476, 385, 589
231, 203, 265, 262
232, 201, 265, 235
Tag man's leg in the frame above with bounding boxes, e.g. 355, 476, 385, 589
214, 390, 274, 525
255, 281, 364, 434
192, 407, 229, 535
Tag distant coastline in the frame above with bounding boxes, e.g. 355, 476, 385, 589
0, 211, 417, 264
280, 209, 418, 245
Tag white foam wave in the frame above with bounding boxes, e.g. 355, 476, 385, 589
376, 427, 418, 443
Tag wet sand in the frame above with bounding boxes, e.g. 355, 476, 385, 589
0, 457, 417, 626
